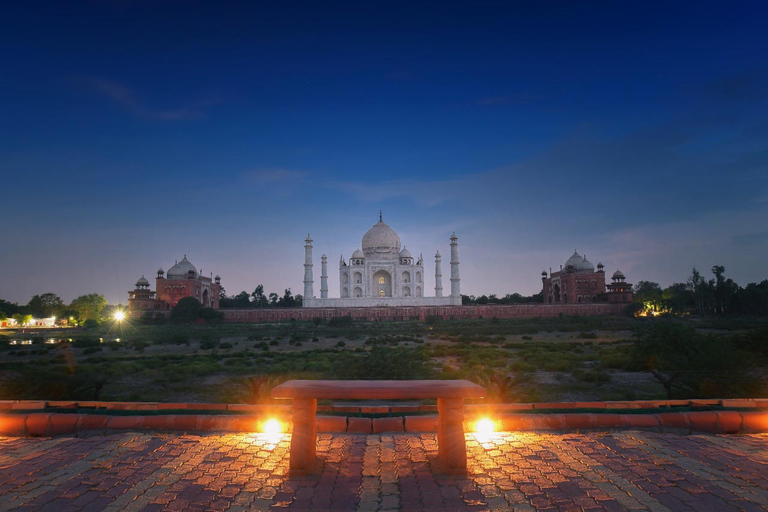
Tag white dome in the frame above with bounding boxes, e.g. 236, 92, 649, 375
362, 220, 401, 255
167, 255, 196, 278
612, 269, 625, 279
399, 247, 412, 259
351, 249, 365, 259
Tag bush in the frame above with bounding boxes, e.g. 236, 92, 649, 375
329, 316, 353, 327
83, 319, 99, 329
521, 335, 533, 340
335, 341, 346, 348
200, 335, 220, 350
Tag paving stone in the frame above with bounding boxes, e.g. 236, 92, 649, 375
2, 431, 768, 511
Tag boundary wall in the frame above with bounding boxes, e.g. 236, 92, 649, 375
221, 303, 628, 323
2, 399, 766, 437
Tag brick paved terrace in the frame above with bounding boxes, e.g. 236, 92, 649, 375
2, 431, 768, 511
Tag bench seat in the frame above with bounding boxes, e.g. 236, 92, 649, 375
272, 379, 485, 475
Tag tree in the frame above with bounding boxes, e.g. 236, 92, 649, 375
0, 299, 24, 317
268, 293, 278, 306
662, 283, 692, 315
27, 293, 64, 318
12, 313, 33, 326
277, 289, 296, 307
712, 265, 740, 315
687, 268, 714, 316
634, 322, 753, 398
69, 294, 107, 323
251, 285, 269, 308
633, 281, 663, 315
170, 297, 203, 322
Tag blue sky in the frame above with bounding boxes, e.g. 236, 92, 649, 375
1, 1, 767, 305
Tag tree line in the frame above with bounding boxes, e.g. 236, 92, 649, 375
0, 293, 108, 327
218, 285, 302, 308
461, 292, 544, 305
633, 265, 768, 316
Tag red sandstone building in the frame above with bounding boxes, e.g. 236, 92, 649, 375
541, 251, 632, 304
128, 255, 221, 317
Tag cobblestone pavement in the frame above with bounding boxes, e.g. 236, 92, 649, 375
2, 432, 768, 511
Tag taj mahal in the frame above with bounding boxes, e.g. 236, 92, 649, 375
302, 213, 462, 307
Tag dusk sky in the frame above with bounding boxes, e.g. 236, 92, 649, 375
2, 1, 767, 305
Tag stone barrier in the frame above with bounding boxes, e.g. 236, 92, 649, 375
1, 399, 767, 437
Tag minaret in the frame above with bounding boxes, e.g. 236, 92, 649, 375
450, 232, 460, 298
320, 254, 328, 299
304, 234, 314, 299
435, 251, 443, 297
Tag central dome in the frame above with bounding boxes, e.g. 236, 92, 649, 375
362, 220, 401, 255
167, 255, 197, 279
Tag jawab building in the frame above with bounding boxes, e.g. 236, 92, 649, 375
302, 215, 462, 307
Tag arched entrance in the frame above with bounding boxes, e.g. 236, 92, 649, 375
373, 270, 392, 297
202, 289, 209, 307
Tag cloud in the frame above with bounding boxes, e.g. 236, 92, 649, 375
246, 168, 308, 184
76, 76, 215, 121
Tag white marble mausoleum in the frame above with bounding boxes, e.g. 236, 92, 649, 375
302, 214, 462, 308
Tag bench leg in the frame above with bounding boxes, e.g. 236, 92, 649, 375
289, 397, 317, 475
437, 397, 467, 474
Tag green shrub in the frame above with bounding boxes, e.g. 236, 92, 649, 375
329, 316, 353, 327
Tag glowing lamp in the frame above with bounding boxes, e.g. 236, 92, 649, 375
263, 419, 282, 435
474, 418, 496, 435
114, 311, 126, 322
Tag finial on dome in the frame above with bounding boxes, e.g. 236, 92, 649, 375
379, 210, 382, 222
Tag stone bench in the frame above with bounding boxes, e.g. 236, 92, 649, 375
271, 379, 485, 475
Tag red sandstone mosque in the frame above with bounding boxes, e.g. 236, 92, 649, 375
541, 251, 632, 304
128, 255, 221, 317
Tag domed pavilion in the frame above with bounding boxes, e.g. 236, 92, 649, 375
540, 250, 632, 304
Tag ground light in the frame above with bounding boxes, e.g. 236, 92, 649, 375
113, 310, 126, 322
263, 419, 282, 435
475, 418, 495, 435
474, 418, 497, 443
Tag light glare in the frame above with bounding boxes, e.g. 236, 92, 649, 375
263, 419, 282, 435
475, 418, 495, 434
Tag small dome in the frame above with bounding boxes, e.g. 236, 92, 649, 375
577, 256, 595, 271
136, 275, 149, 287
541, 270, 548, 276
612, 269, 625, 279
167, 255, 196, 278
157, 267, 164, 273
351, 249, 365, 259
399, 246, 412, 259
597, 262, 604, 268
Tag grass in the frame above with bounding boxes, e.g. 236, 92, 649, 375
0, 315, 766, 403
